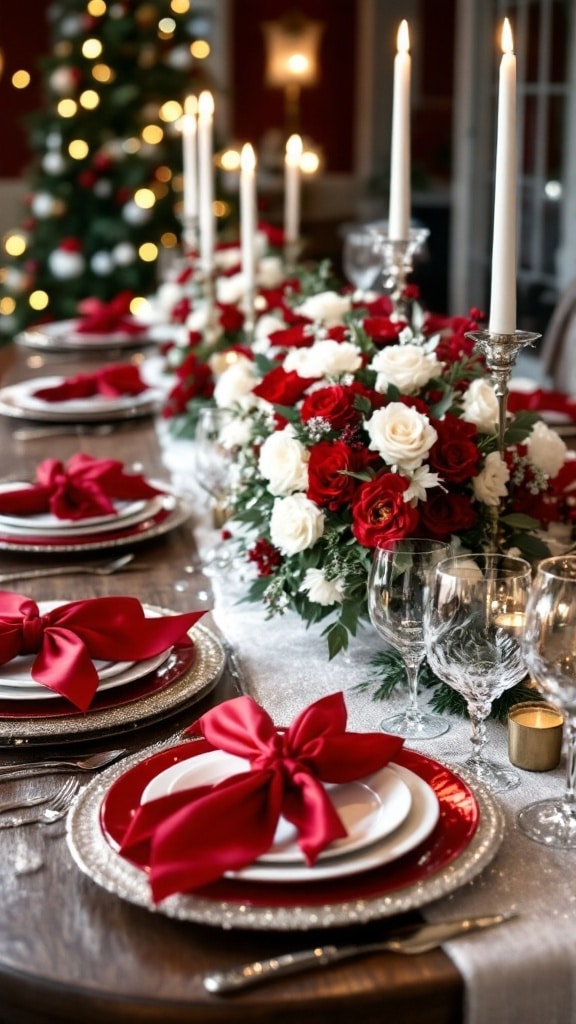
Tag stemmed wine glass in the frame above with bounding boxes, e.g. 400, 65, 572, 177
192, 406, 238, 573
519, 556, 576, 847
424, 552, 532, 791
367, 538, 452, 740
341, 228, 382, 295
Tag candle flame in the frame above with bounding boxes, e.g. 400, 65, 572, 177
241, 142, 256, 173
397, 19, 410, 54
198, 90, 214, 120
184, 95, 198, 117
501, 17, 514, 55
285, 133, 303, 165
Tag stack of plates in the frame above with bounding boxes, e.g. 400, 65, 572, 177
66, 740, 505, 930
0, 376, 162, 423
137, 749, 439, 883
16, 320, 153, 351
0, 482, 189, 552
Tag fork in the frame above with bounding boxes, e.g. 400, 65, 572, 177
0, 778, 80, 828
0, 553, 140, 583
0, 747, 127, 781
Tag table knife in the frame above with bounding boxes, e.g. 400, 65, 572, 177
203, 912, 517, 994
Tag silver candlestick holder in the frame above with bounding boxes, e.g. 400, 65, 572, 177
369, 225, 429, 318
465, 330, 541, 452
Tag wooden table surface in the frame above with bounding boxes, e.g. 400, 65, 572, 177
0, 340, 463, 1024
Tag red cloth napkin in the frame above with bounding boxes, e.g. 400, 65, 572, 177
508, 387, 576, 420
0, 453, 163, 520
32, 364, 149, 403
0, 593, 206, 712
75, 292, 146, 335
120, 693, 405, 901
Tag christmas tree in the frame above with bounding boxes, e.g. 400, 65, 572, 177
0, 0, 217, 339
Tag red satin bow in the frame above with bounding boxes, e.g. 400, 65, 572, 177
0, 453, 163, 520
33, 364, 149, 403
120, 693, 404, 901
75, 292, 146, 335
0, 593, 206, 711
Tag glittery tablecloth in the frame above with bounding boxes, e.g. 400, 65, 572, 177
204, 566, 576, 1024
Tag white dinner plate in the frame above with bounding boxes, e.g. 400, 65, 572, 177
140, 750, 437, 882
15, 319, 152, 350
0, 489, 168, 538
142, 749, 413, 864
0, 377, 163, 418
0, 485, 149, 530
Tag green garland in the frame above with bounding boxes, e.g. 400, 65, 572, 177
358, 647, 541, 723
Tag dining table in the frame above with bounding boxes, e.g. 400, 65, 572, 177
0, 332, 573, 1024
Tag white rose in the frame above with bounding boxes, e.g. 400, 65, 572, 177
526, 421, 567, 478
461, 378, 499, 433
270, 493, 325, 554
472, 450, 510, 506
369, 344, 444, 394
283, 339, 362, 378
256, 255, 285, 289
214, 246, 241, 271
254, 313, 287, 342
216, 271, 245, 306
300, 568, 346, 606
364, 403, 438, 471
258, 427, 309, 494
293, 290, 352, 326
186, 305, 222, 340
213, 360, 260, 410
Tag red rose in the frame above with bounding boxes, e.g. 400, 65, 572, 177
218, 303, 244, 333
268, 324, 314, 349
362, 316, 404, 346
252, 367, 317, 405
352, 472, 419, 547
301, 382, 383, 430
307, 441, 373, 510
428, 414, 481, 483
362, 294, 394, 317
418, 488, 477, 539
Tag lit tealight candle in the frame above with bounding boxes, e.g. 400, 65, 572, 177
494, 610, 525, 634
508, 701, 564, 771
284, 133, 303, 247
198, 90, 215, 275
489, 18, 517, 336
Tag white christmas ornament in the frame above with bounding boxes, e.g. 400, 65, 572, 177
112, 242, 137, 266
90, 251, 114, 275
48, 248, 85, 280
42, 152, 67, 176
122, 201, 152, 226
31, 193, 59, 218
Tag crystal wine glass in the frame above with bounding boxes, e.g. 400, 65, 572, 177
519, 556, 576, 847
367, 538, 452, 740
193, 406, 238, 573
424, 552, 532, 791
341, 228, 382, 294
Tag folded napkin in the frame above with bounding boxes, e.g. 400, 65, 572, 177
508, 386, 576, 420
75, 291, 146, 335
32, 364, 149, 403
0, 593, 206, 712
0, 453, 163, 521
120, 692, 404, 901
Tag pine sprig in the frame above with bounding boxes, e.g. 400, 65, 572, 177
358, 647, 544, 722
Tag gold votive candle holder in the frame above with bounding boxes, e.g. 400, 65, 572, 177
508, 701, 564, 772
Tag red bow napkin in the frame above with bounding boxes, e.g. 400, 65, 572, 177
32, 364, 149, 403
0, 593, 206, 712
508, 387, 576, 421
75, 292, 146, 335
0, 453, 163, 520
120, 693, 404, 901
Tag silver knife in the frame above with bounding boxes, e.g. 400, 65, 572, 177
203, 913, 517, 994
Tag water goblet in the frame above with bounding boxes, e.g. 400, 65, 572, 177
424, 552, 532, 791
367, 538, 452, 740
192, 406, 239, 573
341, 228, 382, 294
518, 556, 576, 847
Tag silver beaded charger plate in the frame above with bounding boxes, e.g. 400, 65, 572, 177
66, 749, 505, 931
0, 620, 225, 746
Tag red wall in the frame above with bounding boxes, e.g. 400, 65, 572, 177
0, 3, 51, 178
229, 0, 358, 174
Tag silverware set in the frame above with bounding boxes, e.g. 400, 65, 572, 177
0, 778, 80, 829
0, 748, 127, 782
0, 552, 151, 583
